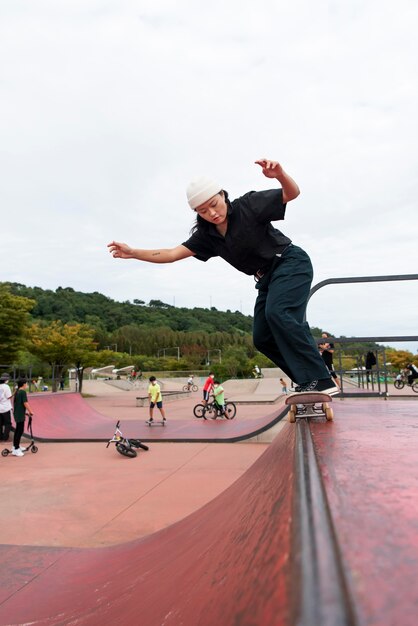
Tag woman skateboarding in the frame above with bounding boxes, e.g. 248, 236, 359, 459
108, 158, 338, 396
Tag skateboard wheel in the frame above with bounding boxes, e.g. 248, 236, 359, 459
288, 407, 296, 423
325, 407, 333, 421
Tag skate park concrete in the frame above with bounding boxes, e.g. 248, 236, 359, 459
21, 376, 289, 444
1, 381, 418, 625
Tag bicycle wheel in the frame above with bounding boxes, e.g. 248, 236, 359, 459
116, 443, 137, 458
182, 385, 190, 392
192, 384, 198, 392
129, 439, 149, 451
193, 404, 206, 418
203, 404, 216, 420
412, 382, 418, 393
224, 402, 236, 419
394, 380, 404, 390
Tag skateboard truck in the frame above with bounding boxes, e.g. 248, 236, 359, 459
285, 392, 333, 423
146, 419, 166, 427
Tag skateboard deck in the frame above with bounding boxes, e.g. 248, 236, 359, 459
285, 392, 333, 423
146, 420, 166, 427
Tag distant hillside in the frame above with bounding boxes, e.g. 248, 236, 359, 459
6, 282, 254, 334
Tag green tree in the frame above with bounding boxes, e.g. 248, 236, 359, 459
214, 346, 250, 379
385, 348, 415, 371
28, 321, 97, 392
0, 284, 35, 363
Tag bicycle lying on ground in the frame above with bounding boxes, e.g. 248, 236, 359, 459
106, 421, 149, 458
193, 396, 237, 420
394, 374, 418, 392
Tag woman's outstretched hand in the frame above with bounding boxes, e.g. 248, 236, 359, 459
255, 159, 284, 179
255, 158, 300, 202
108, 241, 134, 259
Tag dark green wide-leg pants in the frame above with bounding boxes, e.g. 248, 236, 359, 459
253, 245, 330, 385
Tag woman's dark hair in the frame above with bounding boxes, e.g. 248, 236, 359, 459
190, 190, 229, 235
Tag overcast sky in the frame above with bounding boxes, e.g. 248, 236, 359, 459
1, 0, 417, 353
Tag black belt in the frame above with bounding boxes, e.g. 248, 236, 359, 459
254, 245, 292, 282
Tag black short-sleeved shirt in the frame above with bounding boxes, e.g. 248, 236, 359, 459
321, 344, 334, 368
14, 389, 28, 422
181, 189, 292, 276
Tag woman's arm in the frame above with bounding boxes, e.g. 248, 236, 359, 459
255, 159, 300, 203
108, 242, 195, 263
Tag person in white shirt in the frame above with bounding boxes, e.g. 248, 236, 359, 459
0, 373, 13, 442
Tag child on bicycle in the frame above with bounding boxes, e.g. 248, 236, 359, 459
213, 380, 226, 416
187, 374, 195, 390
202, 372, 215, 405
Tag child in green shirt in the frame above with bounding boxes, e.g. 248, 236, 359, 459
213, 380, 225, 416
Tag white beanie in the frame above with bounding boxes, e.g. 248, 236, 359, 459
186, 176, 222, 210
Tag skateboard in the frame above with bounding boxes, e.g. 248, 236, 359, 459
285, 392, 333, 423
146, 419, 166, 427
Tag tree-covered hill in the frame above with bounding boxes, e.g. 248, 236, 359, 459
6, 283, 253, 334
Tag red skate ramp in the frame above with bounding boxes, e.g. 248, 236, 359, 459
27, 392, 112, 439
309, 399, 418, 626
2, 399, 418, 625
0, 424, 296, 626
26, 392, 287, 442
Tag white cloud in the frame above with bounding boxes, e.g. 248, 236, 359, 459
1, 0, 417, 354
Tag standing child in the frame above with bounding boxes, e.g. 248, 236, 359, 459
0, 373, 13, 441
279, 377, 288, 395
213, 380, 226, 416
202, 372, 215, 406
13, 379, 33, 456
146, 376, 166, 424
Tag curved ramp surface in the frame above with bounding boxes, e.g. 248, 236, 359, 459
26, 392, 286, 442
0, 424, 295, 626
310, 399, 418, 626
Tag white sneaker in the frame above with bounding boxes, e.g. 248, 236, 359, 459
12, 448, 24, 457
19, 446, 26, 452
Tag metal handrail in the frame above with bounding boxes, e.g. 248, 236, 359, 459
307, 274, 418, 397
308, 273, 418, 303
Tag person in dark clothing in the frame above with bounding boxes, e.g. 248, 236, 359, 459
108, 159, 338, 395
406, 363, 418, 386
12, 379, 33, 457
319, 332, 340, 388
365, 350, 377, 383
